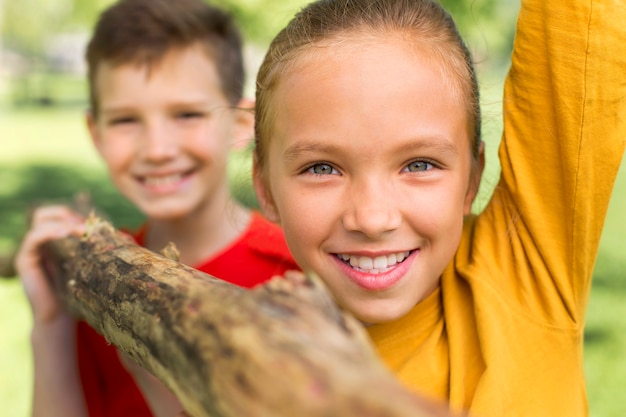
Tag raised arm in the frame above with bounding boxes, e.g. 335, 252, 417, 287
477, 0, 625, 324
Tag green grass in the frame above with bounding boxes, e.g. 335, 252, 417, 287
1, 80, 625, 417
585, 287, 626, 417
0, 104, 101, 166
0, 280, 33, 417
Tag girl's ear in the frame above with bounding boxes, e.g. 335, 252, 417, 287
232, 97, 255, 151
86, 111, 105, 157
463, 141, 485, 215
252, 157, 281, 224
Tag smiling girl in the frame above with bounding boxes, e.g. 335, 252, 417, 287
252, 0, 626, 415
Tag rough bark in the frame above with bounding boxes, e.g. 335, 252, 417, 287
43, 214, 453, 417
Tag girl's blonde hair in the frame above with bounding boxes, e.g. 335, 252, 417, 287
254, 0, 481, 177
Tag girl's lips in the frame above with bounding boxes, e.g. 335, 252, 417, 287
332, 250, 418, 291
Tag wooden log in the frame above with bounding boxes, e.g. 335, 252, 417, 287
42, 214, 455, 417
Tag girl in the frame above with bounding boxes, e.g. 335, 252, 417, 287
252, 0, 625, 415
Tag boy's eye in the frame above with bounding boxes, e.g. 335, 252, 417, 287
307, 163, 338, 176
177, 111, 204, 120
405, 160, 434, 172
109, 116, 137, 125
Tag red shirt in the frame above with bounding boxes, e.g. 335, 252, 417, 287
77, 213, 298, 416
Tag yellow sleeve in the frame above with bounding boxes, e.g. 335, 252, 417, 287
475, 0, 626, 325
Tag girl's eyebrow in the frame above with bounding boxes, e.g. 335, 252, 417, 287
402, 136, 461, 157
283, 141, 344, 161
283, 135, 460, 161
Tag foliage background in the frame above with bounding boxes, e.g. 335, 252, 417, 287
1, 1, 624, 416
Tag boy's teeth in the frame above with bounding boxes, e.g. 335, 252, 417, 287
144, 174, 183, 186
340, 251, 410, 273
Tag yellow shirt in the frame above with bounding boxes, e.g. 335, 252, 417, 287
367, 0, 626, 416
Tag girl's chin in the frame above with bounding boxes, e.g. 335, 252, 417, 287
343, 297, 415, 325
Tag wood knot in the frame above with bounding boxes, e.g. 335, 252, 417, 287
160, 242, 180, 262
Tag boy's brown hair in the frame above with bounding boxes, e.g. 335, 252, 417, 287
86, 0, 245, 117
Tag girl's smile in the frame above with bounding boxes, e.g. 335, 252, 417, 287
333, 250, 418, 291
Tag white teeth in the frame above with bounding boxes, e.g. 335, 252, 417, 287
338, 251, 410, 274
373, 256, 387, 269
360, 257, 373, 269
144, 174, 183, 186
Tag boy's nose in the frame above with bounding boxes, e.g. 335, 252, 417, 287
342, 182, 402, 238
142, 122, 177, 160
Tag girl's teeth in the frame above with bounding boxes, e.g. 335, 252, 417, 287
360, 257, 373, 269
340, 251, 410, 273
373, 256, 388, 269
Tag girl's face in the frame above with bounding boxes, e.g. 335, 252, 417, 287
256, 36, 482, 324
88, 45, 251, 221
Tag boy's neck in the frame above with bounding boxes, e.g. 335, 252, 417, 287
143, 202, 251, 267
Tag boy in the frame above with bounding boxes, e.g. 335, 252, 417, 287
15, 1, 298, 416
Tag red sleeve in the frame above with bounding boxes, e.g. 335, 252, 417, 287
77, 321, 154, 417
194, 212, 300, 288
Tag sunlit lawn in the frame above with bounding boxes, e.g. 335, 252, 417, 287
1, 81, 624, 417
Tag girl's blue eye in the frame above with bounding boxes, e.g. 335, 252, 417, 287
308, 163, 337, 175
406, 160, 433, 172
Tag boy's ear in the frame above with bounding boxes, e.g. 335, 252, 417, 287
252, 157, 281, 224
232, 97, 255, 151
463, 141, 485, 215
85, 111, 105, 156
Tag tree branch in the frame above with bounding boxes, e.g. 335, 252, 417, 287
42, 214, 454, 417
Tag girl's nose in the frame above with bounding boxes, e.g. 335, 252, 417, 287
342, 182, 402, 238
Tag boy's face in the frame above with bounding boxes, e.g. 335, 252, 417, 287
256, 36, 482, 324
88, 45, 251, 220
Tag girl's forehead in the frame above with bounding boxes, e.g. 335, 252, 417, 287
293, 29, 424, 65
278, 31, 455, 99
277, 34, 457, 101
269, 37, 469, 150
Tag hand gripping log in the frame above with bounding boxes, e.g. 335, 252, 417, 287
42, 215, 455, 417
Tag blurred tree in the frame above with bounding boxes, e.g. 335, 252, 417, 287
1, 0, 113, 59
215, 0, 308, 43
0, 0, 301, 59
440, 0, 519, 71
1, 0, 115, 105
0, 0, 517, 105
1, 0, 518, 57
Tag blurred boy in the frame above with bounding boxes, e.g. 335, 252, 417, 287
14, 1, 298, 416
